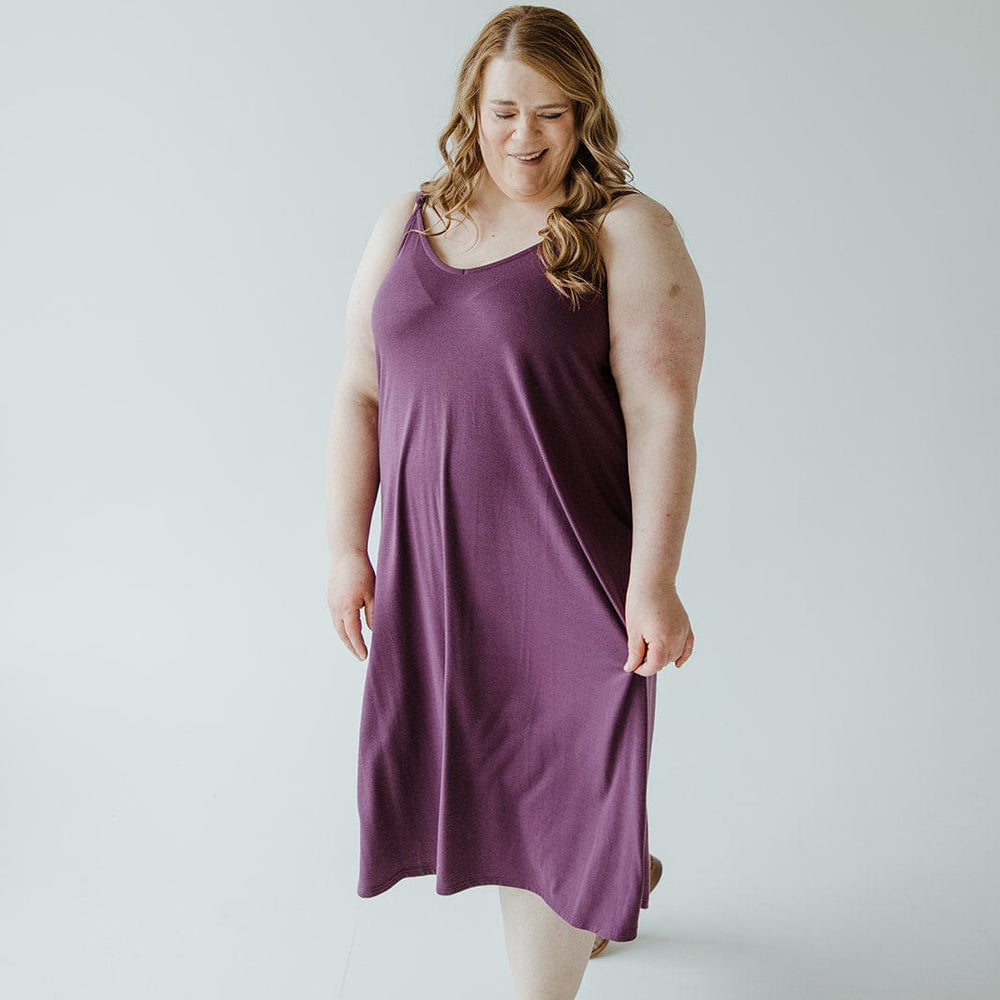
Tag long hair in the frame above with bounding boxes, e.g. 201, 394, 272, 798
418, 5, 638, 310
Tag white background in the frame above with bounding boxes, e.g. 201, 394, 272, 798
1, 1, 997, 997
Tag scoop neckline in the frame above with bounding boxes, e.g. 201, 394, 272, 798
416, 197, 542, 274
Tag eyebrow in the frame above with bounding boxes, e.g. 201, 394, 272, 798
487, 100, 570, 109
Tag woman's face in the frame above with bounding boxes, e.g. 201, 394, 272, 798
476, 56, 579, 204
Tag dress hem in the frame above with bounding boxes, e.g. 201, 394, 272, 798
358, 862, 648, 943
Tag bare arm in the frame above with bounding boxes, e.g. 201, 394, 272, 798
601, 193, 706, 673
325, 190, 419, 659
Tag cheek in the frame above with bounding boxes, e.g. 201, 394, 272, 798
552, 124, 577, 153
481, 125, 507, 154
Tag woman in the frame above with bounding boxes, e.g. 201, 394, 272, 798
326, 5, 704, 997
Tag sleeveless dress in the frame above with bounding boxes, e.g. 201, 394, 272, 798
356, 190, 657, 942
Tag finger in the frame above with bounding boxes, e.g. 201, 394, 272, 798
623, 635, 648, 672
634, 651, 660, 677
675, 630, 694, 667
364, 597, 374, 630
342, 608, 368, 660
646, 638, 670, 672
332, 617, 355, 657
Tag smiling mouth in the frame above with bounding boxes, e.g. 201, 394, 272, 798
510, 149, 547, 162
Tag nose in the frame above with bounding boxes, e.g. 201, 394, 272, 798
512, 116, 542, 141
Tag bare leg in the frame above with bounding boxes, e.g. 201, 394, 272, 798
497, 885, 595, 1000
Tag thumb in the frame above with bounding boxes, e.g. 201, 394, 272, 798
364, 598, 374, 630
623, 633, 647, 672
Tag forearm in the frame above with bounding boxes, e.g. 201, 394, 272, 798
623, 400, 697, 587
325, 380, 380, 560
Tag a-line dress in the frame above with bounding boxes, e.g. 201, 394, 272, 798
355, 190, 657, 942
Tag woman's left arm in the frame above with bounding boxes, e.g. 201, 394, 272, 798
601, 194, 706, 675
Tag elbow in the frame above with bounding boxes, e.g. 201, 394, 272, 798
619, 384, 697, 427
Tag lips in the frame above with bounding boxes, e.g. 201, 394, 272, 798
510, 149, 547, 162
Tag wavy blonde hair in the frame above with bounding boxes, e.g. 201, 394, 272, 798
417, 5, 638, 310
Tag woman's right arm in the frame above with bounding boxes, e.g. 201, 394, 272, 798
326, 190, 419, 661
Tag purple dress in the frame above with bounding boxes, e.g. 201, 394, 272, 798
356, 191, 656, 942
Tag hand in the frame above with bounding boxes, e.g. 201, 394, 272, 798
622, 576, 694, 676
328, 550, 376, 661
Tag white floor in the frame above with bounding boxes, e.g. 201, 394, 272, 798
335, 840, 999, 1000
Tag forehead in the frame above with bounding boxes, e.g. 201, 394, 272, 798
479, 56, 569, 104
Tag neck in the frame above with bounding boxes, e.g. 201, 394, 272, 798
471, 169, 567, 218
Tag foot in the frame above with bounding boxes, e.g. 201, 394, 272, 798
590, 854, 663, 959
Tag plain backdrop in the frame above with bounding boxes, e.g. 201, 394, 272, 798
1, 1, 997, 998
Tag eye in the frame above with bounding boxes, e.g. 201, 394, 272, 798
491, 111, 565, 121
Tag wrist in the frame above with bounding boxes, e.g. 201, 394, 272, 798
329, 543, 371, 564
627, 565, 678, 590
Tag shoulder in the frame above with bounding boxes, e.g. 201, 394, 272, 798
597, 191, 705, 395
599, 190, 701, 301
345, 190, 420, 329
599, 190, 685, 265
349, 189, 421, 291
367, 189, 422, 247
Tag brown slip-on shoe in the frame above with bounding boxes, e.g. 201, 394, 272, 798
590, 854, 663, 959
